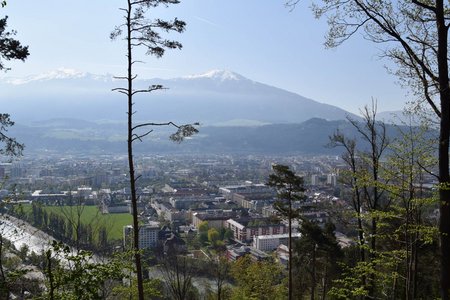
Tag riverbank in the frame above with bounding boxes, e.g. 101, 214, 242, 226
0, 214, 54, 254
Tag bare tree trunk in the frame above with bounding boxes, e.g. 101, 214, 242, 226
321, 262, 328, 300
436, 0, 450, 298
111, 2, 190, 299
311, 244, 316, 300
46, 249, 54, 300
289, 194, 293, 300
0, 236, 8, 300
125, 1, 144, 299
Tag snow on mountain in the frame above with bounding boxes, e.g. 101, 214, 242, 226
4, 68, 111, 85
3, 69, 244, 85
183, 69, 247, 81
0, 68, 357, 125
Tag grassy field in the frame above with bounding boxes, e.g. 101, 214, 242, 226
21, 204, 132, 241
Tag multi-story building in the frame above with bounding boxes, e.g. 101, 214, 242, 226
226, 217, 288, 243
226, 245, 269, 261
123, 221, 160, 249
253, 233, 301, 251
192, 210, 237, 229
311, 174, 319, 186
219, 183, 275, 212
327, 173, 337, 186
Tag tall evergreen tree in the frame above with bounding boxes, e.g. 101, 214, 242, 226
268, 164, 305, 300
111, 1, 197, 298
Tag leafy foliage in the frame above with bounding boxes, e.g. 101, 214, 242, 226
0, 113, 23, 157
267, 164, 305, 218
0, 16, 28, 71
230, 255, 287, 300
38, 241, 140, 300
267, 164, 304, 299
293, 221, 342, 299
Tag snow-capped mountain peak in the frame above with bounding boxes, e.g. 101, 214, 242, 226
183, 69, 246, 81
4, 68, 111, 85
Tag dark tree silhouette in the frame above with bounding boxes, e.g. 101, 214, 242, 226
267, 164, 305, 300
0, 114, 23, 157
111, 1, 197, 299
0, 15, 28, 157
0, 16, 28, 71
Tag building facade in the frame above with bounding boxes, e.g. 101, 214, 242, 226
253, 233, 301, 251
226, 218, 288, 243
123, 222, 160, 249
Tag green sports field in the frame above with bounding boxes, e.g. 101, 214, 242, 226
20, 204, 132, 241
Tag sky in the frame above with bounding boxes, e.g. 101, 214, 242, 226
0, 0, 408, 115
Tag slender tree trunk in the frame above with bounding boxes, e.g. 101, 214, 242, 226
405, 211, 411, 300
46, 250, 54, 300
412, 232, 418, 299
436, 0, 450, 298
311, 244, 316, 300
321, 260, 328, 300
356, 202, 365, 263
391, 263, 398, 300
0, 236, 8, 300
289, 196, 293, 300
126, 1, 144, 299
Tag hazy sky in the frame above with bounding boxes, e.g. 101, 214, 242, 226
1, 1, 408, 114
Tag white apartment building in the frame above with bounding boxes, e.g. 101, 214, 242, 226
123, 221, 160, 249
253, 233, 301, 252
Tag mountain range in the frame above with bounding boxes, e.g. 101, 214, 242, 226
0, 69, 358, 126
0, 69, 408, 155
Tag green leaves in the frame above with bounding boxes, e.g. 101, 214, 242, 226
0, 17, 29, 71
0, 113, 24, 157
230, 256, 287, 300
169, 123, 199, 143
267, 164, 305, 218
40, 243, 139, 300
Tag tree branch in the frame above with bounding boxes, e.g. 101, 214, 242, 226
411, 0, 436, 13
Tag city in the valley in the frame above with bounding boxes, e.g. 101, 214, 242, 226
2, 153, 353, 256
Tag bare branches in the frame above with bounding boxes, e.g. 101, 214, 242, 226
131, 121, 200, 143
307, 0, 446, 119
131, 129, 153, 142
285, 0, 301, 11
0, 114, 24, 157
298, 0, 450, 296
411, 0, 436, 13
132, 84, 165, 95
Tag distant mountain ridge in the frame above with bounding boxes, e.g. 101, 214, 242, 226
0, 69, 358, 125
9, 117, 413, 156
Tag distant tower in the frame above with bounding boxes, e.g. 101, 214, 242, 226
311, 174, 319, 186
327, 173, 337, 186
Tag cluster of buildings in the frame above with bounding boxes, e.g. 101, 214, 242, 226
2, 154, 382, 261
122, 178, 339, 262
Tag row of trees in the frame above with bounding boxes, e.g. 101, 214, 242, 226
17, 203, 113, 252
